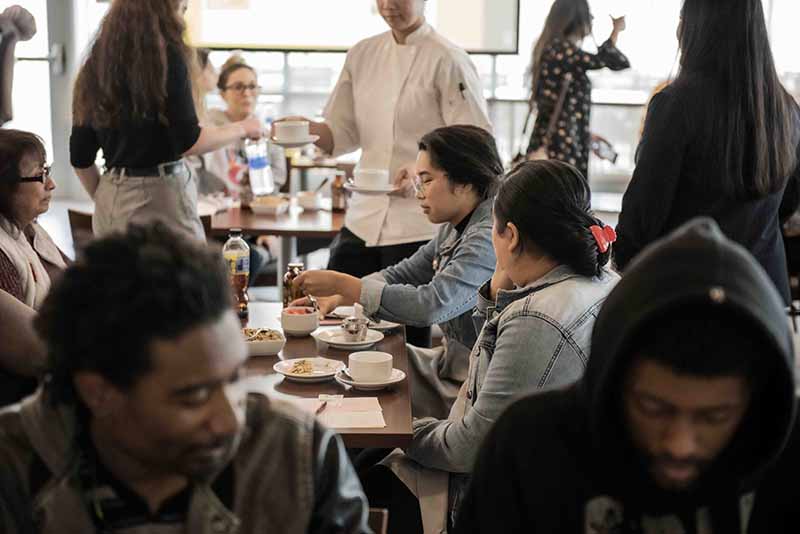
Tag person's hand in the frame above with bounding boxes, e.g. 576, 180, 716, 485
389, 162, 417, 198
293, 270, 344, 298
290, 294, 343, 317
489, 263, 514, 301
1, 6, 36, 42
611, 15, 626, 34
240, 117, 264, 140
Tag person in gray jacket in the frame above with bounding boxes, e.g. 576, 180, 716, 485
361, 160, 620, 533
0, 222, 370, 534
293, 125, 502, 420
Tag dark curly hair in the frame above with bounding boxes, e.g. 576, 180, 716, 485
35, 222, 233, 407
494, 160, 610, 277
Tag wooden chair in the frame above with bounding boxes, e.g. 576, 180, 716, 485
67, 209, 93, 255
368, 508, 389, 534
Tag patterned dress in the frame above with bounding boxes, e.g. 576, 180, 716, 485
526, 37, 630, 180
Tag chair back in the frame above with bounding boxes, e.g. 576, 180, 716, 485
67, 209, 93, 254
368, 508, 389, 534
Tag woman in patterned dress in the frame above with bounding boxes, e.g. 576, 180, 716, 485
525, 0, 630, 180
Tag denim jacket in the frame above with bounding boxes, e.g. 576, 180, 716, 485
359, 198, 496, 375
0, 390, 371, 534
406, 265, 619, 522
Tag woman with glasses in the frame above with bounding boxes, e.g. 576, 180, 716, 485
70, 0, 264, 241
0, 129, 66, 311
201, 54, 286, 196
292, 125, 500, 421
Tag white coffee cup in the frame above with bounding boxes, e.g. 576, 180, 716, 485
275, 121, 310, 142
354, 168, 389, 188
348, 351, 393, 382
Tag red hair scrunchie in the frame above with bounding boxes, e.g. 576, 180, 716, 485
590, 225, 617, 254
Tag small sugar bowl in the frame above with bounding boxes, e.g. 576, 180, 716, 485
341, 315, 369, 342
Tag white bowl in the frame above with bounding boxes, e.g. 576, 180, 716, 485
250, 196, 289, 216
281, 306, 319, 336
243, 328, 286, 356
348, 351, 393, 383
274, 120, 310, 142
297, 191, 323, 211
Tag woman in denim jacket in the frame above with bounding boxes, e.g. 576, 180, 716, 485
293, 125, 502, 420
369, 160, 620, 533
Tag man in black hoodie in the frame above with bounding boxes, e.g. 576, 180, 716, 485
455, 218, 798, 533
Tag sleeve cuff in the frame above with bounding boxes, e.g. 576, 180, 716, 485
476, 280, 494, 313
359, 274, 387, 316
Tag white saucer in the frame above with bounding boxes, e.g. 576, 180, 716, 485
329, 306, 355, 319
312, 328, 384, 350
367, 319, 401, 331
335, 368, 406, 391
271, 135, 319, 148
344, 182, 401, 195
328, 307, 400, 331
273, 357, 344, 383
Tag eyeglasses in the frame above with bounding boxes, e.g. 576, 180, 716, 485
17, 164, 52, 184
412, 174, 443, 197
224, 83, 261, 94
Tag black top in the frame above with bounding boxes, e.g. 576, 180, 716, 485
526, 38, 630, 179
69, 46, 202, 169
456, 219, 799, 534
614, 78, 800, 303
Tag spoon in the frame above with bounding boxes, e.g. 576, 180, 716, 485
314, 177, 330, 193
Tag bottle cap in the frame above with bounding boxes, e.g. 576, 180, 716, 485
230, 228, 242, 237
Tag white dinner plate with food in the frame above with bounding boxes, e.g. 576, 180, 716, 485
312, 329, 384, 350
334, 368, 406, 391
270, 135, 320, 148
273, 357, 344, 383
343, 182, 401, 195
243, 328, 286, 356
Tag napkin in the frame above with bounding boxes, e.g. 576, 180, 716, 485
290, 397, 386, 429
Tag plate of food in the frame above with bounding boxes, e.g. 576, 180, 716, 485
243, 328, 286, 356
273, 357, 345, 383
249, 195, 290, 215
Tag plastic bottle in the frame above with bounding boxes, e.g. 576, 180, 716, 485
245, 138, 275, 196
223, 229, 250, 319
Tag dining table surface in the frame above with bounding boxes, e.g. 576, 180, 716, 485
210, 198, 344, 239
243, 302, 413, 449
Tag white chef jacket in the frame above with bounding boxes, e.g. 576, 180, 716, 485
323, 22, 492, 247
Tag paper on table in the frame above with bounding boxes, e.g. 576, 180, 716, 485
289, 397, 386, 429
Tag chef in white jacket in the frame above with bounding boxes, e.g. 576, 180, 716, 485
280, 0, 491, 289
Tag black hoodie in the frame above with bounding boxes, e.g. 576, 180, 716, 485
455, 218, 798, 534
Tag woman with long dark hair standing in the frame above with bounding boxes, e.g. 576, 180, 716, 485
525, 0, 629, 179
70, 0, 263, 241
615, 0, 800, 303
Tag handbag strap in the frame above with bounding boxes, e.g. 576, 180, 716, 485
542, 72, 573, 146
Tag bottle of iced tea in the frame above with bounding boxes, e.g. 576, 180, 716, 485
331, 170, 347, 212
223, 229, 250, 320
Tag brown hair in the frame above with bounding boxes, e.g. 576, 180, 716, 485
216, 54, 256, 92
72, 0, 197, 128
0, 129, 46, 225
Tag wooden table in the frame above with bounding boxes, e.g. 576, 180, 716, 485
211, 199, 345, 299
244, 302, 413, 449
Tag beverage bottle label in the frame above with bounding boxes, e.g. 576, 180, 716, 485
248, 156, 269, 170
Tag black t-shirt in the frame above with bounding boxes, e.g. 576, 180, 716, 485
69, 46, 202, 169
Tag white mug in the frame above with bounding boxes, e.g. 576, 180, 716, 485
275, 121, 310, 142
348, 351, 393, 382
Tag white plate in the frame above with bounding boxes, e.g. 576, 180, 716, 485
271, 135, 320, 148
330, 306, 355, 318
312, 328, 384, 350
328, 307, 400, 331
335, 368, 406, 391
367, 319, 401, 331
273, 357, 344, 383
344, 182, 401, 195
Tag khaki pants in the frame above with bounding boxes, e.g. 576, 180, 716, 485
93, 162, 205, 242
